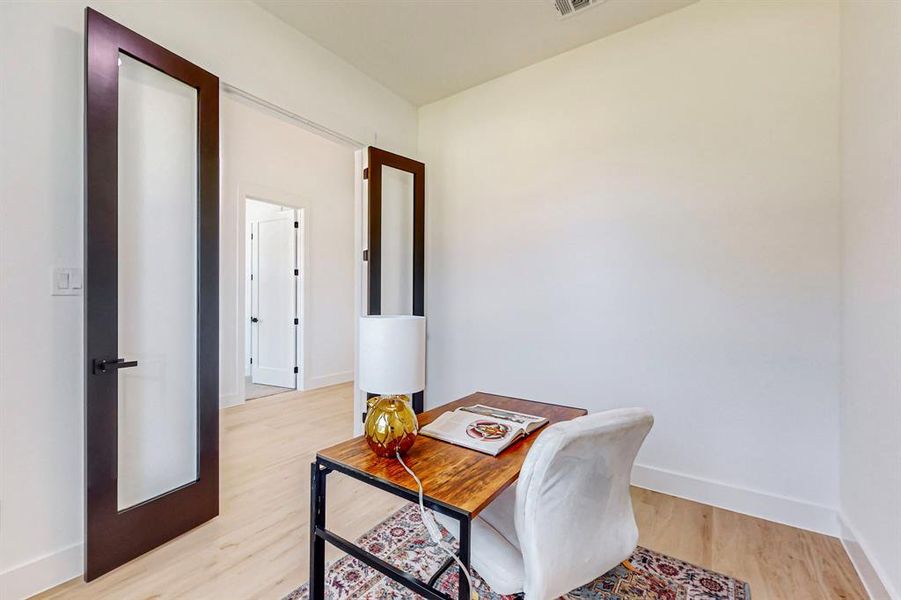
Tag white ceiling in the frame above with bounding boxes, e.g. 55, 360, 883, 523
255, 0, 698, 107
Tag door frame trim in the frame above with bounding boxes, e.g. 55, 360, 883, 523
84, 7, 219, 581
238, 187, 311, 401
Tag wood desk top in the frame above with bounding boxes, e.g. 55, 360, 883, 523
317, 392, 587, 516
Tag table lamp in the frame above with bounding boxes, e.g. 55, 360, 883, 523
359, 315, 426, 458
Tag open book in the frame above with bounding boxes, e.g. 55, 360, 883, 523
419, 404, 548, 456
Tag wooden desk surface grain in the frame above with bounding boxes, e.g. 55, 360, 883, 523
317, 392, 587, 516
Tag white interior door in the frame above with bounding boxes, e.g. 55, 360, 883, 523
250, 209, 297, 388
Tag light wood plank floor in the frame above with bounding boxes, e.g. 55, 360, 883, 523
37, 383, 866, 600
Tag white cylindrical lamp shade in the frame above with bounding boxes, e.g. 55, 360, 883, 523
359, 315, 426, 395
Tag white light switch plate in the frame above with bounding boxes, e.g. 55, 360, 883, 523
52, 267, 83, 296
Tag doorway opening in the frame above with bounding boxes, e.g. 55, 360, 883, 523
223, 89, 358, 412
244, 198, 303, 401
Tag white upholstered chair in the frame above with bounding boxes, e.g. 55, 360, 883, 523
435, 407, 654, 600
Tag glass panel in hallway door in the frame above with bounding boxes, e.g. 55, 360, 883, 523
380, 165, 414, 315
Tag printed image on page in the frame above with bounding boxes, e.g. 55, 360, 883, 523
458, 404, 546, 431
421, 409, 531, 455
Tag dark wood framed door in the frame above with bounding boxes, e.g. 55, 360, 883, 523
84, 7, 219, 580
366, 147, 425, 413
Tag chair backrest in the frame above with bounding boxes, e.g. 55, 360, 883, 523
514, 408, 653, 600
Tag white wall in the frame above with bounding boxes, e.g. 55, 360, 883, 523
223, 95, 356, 405
839, 2, 901, 597
0, 1, 415, 597
419, 0, 841, 533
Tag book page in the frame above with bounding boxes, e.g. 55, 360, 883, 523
420, 411, 524, 456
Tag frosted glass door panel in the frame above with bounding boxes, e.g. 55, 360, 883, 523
117, 54, 198, 511
380, 165, 414, 315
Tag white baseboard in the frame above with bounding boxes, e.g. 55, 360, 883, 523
839, 514, 899, 600
0, 542, 82, 600
631, 463, 839, 537
306, 370, 353, 390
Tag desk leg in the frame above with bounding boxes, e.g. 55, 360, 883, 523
457, 515, 471, 600
310, 462, 327, 600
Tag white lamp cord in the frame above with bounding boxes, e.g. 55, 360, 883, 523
396, 449, 477, 599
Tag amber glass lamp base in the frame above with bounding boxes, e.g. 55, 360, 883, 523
364, 394, 419, 458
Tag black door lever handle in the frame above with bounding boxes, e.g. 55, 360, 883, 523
250, 317, 259, 323
93, 357, 139, 375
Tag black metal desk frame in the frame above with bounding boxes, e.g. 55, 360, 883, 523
309, 456, 472, 600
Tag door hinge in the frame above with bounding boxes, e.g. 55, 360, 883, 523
294, 269, 299, 276
250, 274, 254, 281
362, 249, 369, 261
250, 233, 253, 240
293, 366, 299, 374
250, 357, 253, 364
294, 318, 299, 325
294, 221, 299, 228
363, 167, 369, 180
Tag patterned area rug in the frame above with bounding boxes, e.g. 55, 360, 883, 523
286, 504, 750, 600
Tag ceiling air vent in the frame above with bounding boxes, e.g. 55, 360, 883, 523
552, 0, 607, 19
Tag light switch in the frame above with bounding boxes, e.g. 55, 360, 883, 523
53, 268, 83, 296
